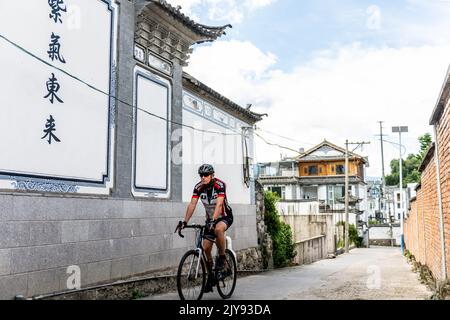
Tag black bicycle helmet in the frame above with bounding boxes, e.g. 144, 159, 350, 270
198, 164, 214, 175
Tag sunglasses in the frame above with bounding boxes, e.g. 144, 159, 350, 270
199, 173, 211, 178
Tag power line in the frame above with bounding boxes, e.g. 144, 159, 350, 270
255, 127, 316, 146
0, 32, 242, 138
0, 31, 367, 162
253, 131, 303, 155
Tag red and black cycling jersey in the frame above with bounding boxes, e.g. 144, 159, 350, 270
192, 178, 233, 220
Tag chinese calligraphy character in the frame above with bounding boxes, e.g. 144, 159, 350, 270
47, 32, 66, 63
48, 0, 67, 24
44, 73, 63, 104
41, 115, 61, 144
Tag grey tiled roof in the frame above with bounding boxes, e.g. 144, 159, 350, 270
148, 0, 232, 42
257, 176, 300, 185
257, 175, 365, 185
430, 65, 450, 125
298, 176, 365, 185
418, 142, 435, 172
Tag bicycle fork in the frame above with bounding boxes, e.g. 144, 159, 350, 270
188, 248, 203, 279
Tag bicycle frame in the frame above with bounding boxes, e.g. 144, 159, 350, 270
176, 221, 237, 300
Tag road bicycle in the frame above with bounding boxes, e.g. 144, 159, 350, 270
174, 221, 237, 300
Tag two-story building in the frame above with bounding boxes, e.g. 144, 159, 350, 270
257, 140, 369, 226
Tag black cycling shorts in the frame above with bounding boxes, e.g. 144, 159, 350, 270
204, 215, 233, 240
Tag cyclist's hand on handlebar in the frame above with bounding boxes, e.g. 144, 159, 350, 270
181, 220, 187, 229
175, 221, 186, 238
175, 220, 183, 232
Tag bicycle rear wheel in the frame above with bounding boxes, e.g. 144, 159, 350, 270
216, 249, 237, 299
177, 250, 206, 300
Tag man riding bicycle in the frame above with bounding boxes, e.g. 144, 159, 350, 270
180, 164, 233, 293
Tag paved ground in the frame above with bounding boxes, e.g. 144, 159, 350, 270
144, 247, 433, 300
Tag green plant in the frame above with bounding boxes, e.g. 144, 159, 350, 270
336, 223, 364, 248
264, 191, 296, 268
404, 249, 413, 260
368, 220, 377, 226
336, 221, 345, 227
131, 289, 145, 300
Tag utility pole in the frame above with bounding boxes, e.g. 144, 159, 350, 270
377, 121, 387, 222
392, 126, 408, 254
345, 140, 349, 253
345, 140, 371, 253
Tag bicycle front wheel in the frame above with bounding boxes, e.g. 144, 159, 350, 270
217, 249, 237, 299
177, 250, 206, 300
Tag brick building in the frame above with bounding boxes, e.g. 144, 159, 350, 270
405, 66, 450, 283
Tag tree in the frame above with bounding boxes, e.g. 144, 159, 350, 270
418, 133, 432, 161
385, 133, 431, 186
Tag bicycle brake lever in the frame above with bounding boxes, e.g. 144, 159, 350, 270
174, 221, 182, 233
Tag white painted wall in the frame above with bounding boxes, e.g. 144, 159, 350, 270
393, 189, 407, 221
277, 201, 320, 215
369, 225, 401, 245
0, 0, 118, 194
132, 68, 171, 198
181, 91, 253, 205
357, 184, 368, 212
318, 185, 327, 201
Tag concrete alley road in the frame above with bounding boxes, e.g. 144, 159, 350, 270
145, 247, 432, 300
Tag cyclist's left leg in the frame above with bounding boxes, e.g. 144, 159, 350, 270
214, 221, 228, 271
215, 221, 227, 255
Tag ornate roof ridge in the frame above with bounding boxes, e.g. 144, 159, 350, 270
148, 0, 232, 42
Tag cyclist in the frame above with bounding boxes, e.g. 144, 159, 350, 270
180, 164, 233, 292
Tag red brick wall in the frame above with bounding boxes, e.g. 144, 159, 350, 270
405, 96, 450, 281
435, 98, 450, 278
405, 152, 445, 281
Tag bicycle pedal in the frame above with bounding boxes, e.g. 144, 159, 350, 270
216, 271, 225, 281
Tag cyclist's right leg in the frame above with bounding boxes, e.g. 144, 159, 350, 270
203, 239, 215, 292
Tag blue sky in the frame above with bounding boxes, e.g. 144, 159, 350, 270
185, 0, 450, 70
169, 0, 450, 177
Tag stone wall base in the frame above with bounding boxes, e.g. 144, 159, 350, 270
406, 251, 450, 300
37, 247, 265, 300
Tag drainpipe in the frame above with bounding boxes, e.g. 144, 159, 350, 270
433, 123, 447, 280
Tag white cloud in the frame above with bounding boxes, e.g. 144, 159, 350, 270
244, 0, 277, 11
167, 0, 277, 24
166, 0, 202, 18
366, 5, 381, 30
206, 0, 244, 24
186, 40, 450, 177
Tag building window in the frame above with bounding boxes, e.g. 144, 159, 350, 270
269, 186, 281, 198
397, 203, 401, 209
336, 165, 345, 174
269, 186, 285, 200
335, 186, 345, 199
331, 166, 335, 173
397, 193, 400, 201
319, 167, 322, 174
308, 165, 318, 175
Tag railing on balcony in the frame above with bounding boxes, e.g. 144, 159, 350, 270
257, 167, 298, 178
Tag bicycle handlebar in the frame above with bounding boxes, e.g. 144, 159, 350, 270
174, 221, 207, 238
